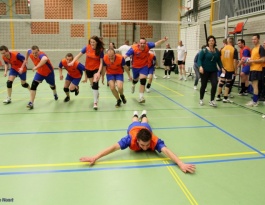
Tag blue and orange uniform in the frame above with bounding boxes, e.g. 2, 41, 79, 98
3, 51, 27, 80
126, 42, 155, 78
59, 59, 85, 86
28, 50, 55, 85
147, 53, 156, 75
103, 54, 125, 82
240, 46, 251, 75
118, 122, 166, 152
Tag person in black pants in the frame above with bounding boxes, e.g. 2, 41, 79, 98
162, 43, 175, 79
197, 35, 223, 107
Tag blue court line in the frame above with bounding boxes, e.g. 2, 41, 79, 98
0, 156, 264, 176
153, 88, 265, 157
0, 125, 213, 136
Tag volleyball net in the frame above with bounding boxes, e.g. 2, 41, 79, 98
0, 19, 186, 68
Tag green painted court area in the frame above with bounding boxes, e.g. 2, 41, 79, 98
1, 69, 265, 205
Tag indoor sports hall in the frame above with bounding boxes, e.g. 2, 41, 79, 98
0, 0, 265, 205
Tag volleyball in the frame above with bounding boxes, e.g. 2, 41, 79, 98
242, 57, 250, 64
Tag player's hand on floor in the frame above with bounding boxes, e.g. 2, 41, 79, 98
80, 156, 97, 165
179, 163, 196, 173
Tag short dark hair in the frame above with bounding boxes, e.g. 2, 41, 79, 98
238, 39, 245, 45
65, 53, 73, 58
207, 35, 217, 47
31, 45, 39, 50
0, 45, 8, 52
136, 129, 152, 142
253, 33, 260, 39
222, 39, 227, 44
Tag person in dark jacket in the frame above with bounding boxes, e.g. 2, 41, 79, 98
162, 43, 175, 79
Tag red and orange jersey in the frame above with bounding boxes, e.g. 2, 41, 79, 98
59, 59, 85, 78
103, 54, 125, 75
2, 51, 27, 73
28, 50, 54, 76
81, 45, 104, 71
128, 126, 159, 151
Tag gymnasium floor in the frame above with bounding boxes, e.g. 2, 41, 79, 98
0, 69, 265, 205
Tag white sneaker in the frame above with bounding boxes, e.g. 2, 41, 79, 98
167, 75, 170, 79
140, 110, 147, 119
223, 98, 233, 103
138, 97, 145, 103
163, 75, 167, 79
262, 114, 265, 119
93, 103, 98, 110
131, 85, 135, 94
179, 77, 183, 80
246, 101, 258, 107
209, 101, 217, 107
133, 111, 138, 117
153, 75, 157, 79
194, 86, 197, 90
146, 88, 150, 93
199, 100, 204, 106
3, 97, 11, 104
184, 78, 187, 81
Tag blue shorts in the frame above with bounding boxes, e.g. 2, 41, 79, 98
241, 66, 250, 75
65, 74, 81, 86
9, 68, 27, 81
148, 66, 155, 75
132, 66, 148, 79
34, 71, 55, 86
106, 74, 124, 82
127, 121, 152, 134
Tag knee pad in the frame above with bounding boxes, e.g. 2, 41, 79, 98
6, 80, 13, 88
70, 89, 76, 93
30, 81, 39, 90
50, 85, 56, 90
22, 83, 29, 88
92, 82, 99, 90
64, 87, 69, 93
132, 80, 138, 85
140, 78, 147, 86
225, 82, 231, 88
218, 80, 225, 88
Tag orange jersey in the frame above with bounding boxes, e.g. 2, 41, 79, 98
2, 51, 26, 73
28, 50, 54, 76
250, 45, 265, 71
128, 126, 159, 151
221, 45, 238, 72
59, 59, 84, 78
103, 54, 125, 74
148, 53, 156, 68
128, 42, 155, 68
82, 45, 104, 71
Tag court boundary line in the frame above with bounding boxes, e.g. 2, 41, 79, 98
0, 150, 264, 169
164, 161, 198, 205
0, 156, 264, 176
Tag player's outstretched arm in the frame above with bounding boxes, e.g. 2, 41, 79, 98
155, 37, 168, 47
161, 147, 196, 173
80, 143, 121, 165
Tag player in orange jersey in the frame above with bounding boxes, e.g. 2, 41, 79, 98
59, 53, 86, 102
23, 45, 58, 110
124, 37, 168, 103
0, 45, 30, 104
69, 36, 104, 110
80, 109, 195, 173
101, 49, 132, 107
